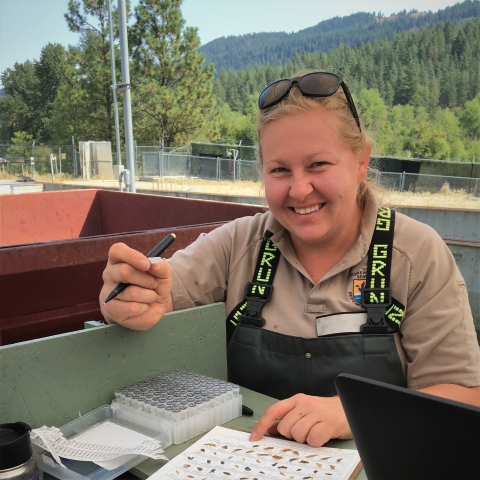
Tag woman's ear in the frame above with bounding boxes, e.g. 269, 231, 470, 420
357, 142, 372, 183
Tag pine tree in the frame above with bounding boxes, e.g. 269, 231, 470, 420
62, 0, 121, 145
129, 0, 216, 146
0, 61, 38, 140
34, 43, 67, 142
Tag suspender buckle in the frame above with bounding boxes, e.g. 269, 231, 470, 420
360, 288, 396, 334
239, 282, 274, 328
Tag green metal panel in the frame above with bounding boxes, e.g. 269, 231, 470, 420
0, 304, 227, 428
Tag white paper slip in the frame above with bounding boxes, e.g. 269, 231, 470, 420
148, 426, 362, 480
73, 421, 164, 470
31, 423, 168, 470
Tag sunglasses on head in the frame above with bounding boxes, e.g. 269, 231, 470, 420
258, 71, 361, 132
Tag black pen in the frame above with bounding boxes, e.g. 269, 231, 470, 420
104, 233, 176, 304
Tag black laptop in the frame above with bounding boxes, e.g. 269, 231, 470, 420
335, 373, 480, 480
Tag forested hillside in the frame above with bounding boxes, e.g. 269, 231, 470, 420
1, 0, 479, 165
200, 0, 480, 72
214, 19, 480, 111
211, 19, 480, 161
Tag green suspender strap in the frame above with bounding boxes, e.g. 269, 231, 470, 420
226, 234, 281, 343
360, 206, 405, 333
226, 207, 405, 342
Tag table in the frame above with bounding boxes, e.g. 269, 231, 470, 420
0, 303, 364, 479
131, 387, 365, 480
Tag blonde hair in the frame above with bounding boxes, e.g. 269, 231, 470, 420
257, 74, 373, 204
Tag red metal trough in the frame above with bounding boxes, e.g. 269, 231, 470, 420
0, 189, 265, 345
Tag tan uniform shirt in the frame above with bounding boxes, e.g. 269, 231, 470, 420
169, 191, 480, 390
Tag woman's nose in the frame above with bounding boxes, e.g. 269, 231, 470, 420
289, 173, 313, 201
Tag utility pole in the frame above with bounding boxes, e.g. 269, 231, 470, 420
117, 0, 136, 192
108, 0, 122, 169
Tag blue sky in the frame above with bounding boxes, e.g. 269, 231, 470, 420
0, 0, 462, 83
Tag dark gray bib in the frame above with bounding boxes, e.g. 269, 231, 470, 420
227, 324, 405, 400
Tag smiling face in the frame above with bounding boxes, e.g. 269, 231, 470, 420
261, 104, 370, 254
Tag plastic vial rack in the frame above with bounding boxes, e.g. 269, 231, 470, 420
112, 370, 242, 445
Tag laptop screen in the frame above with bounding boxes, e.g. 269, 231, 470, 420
335, 373, 480, 480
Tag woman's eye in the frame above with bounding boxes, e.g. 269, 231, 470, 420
311, 161, 327, 168
271, 167, 288, 173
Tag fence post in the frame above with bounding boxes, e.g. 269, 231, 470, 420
134, 140, 138, 175
400, 172, 405, 192
49, 154, 55, 183
161, 140, 164, 176
72, 135, 78, 177
474, 178, 479, 197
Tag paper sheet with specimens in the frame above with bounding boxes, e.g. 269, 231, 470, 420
31, 423, 168, 470
148, 426, 361, 480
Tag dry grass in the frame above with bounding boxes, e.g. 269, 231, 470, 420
184, 179, 265, 197
2, 172, 479, 209
381, 190, 480, 209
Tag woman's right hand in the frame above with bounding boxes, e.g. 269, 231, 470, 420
99, 242, 173, 330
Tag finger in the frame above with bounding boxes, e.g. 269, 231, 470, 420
249, 398, 298, 441
272, 404, 311, 441
267, 422, 280, 437
105, 299, 165, 330
287, 413, 324, 445
105, 298, 149, 326
148, 258, 172, 281
103, 262, 158, 290
149, 261, 172, 298
108, 243, 151, 271
304, 422, 335, 448
114, 284, 160, 304
266, 422, 286, 438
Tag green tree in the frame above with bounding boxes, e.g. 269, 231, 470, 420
34, 43, 68, 142
0, 61, 38, 139
459, 93, 480, 140
394, 56, 421, 106
377, 104, 417, 156
52, 0, 124, 145
129, 0, 217, 146
5, 131, 33, 158
47, 44, 91, 143
213, 104, 249, 144
0, 102, 9, 142
356, 88, 387, 133
0, 44, 67, 143
435, 108, 467, 160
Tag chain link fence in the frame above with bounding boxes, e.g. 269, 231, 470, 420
1, 141, 479, 198
0, 143, 77, 177
373, 171, 480, 197
138, 148, 260, 182
138, 150, 479, 193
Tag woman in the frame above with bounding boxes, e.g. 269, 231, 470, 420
100, 71, 480, 447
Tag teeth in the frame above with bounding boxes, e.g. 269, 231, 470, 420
294, 204, 322, 215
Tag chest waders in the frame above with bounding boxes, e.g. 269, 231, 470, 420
226, 207, 407, 400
